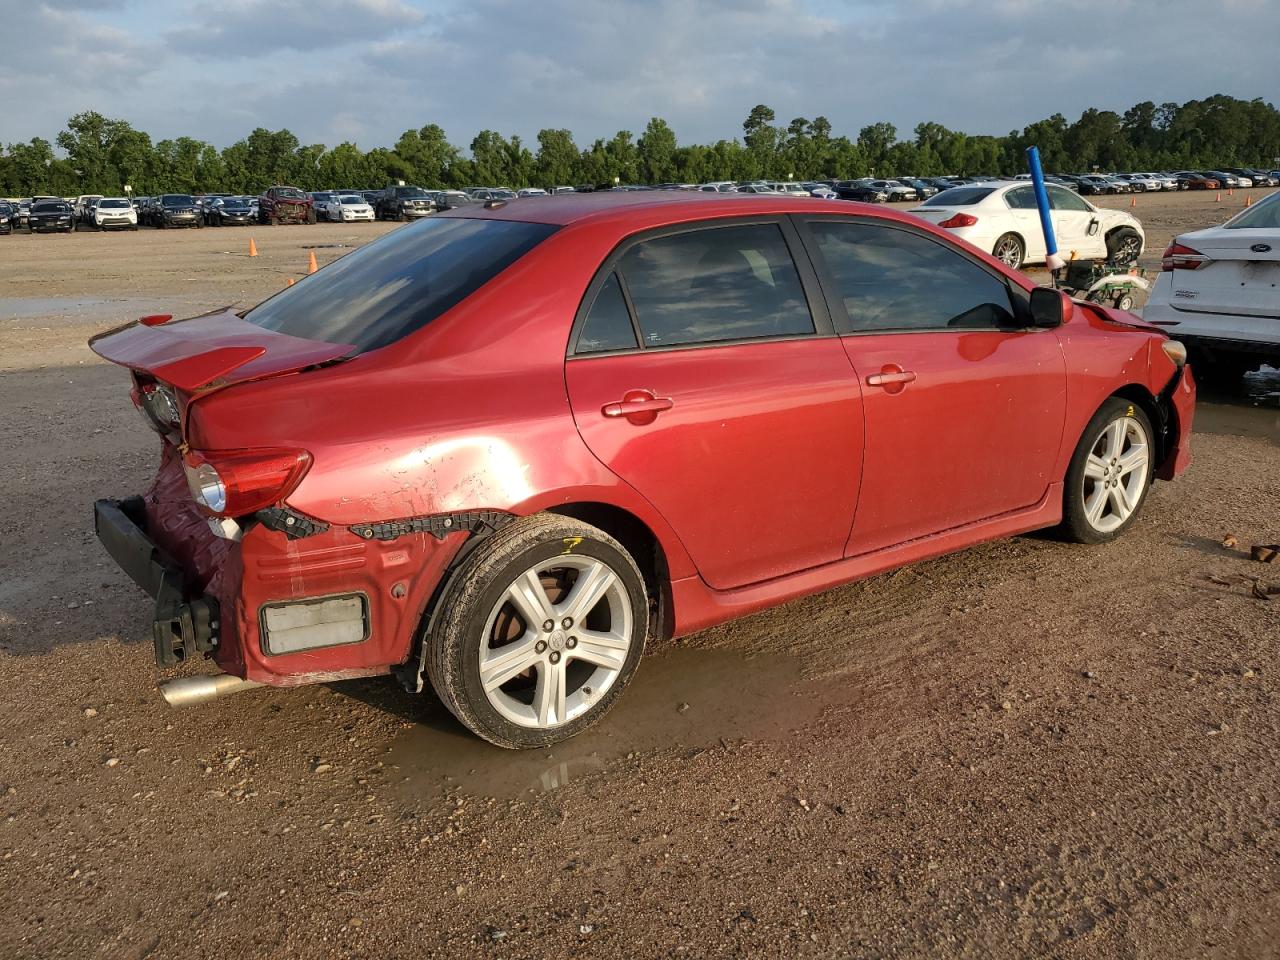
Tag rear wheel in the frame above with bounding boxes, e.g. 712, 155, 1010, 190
992, 233, 1024, 269
425, 515, 648, 749
1059, 397, 1154, 544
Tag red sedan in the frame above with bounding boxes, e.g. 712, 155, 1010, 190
91, 193, 1195, 748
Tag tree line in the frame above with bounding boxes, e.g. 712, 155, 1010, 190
3, 95, 1278, 198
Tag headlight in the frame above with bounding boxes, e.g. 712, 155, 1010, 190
1161, 340, 1188, 366
186, 461, 227, 513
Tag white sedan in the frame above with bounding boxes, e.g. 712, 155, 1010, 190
92, 197, 138, 231
333, 194, 375, 222
1143, 190, 1279, 379
910, 180, 1145, 270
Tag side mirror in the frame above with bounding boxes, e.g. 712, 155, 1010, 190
1029, 286, 1066, 328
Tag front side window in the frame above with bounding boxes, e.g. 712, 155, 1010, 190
244, 216, 557, 352
617, 223, 814, 347
1048, 186, 1092, 212
809, 221, 1016, 332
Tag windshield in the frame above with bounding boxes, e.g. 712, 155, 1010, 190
33, 202, 69, 212
99, 199, 129, 208
244, 216, 557, 352
922, 187, 995, 206
395, 187, 429, 198
162, 195, 195, 206
1225, 192, 1280, 229
339, 195, 364, 204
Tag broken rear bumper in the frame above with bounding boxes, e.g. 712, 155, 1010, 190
94, 496, 220, 667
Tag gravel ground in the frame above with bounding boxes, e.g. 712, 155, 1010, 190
1, 195, 1278, 960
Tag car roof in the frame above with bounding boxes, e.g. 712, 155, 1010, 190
435, 190, 927, 227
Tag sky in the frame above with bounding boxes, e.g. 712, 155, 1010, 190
3, 0, 1278, 154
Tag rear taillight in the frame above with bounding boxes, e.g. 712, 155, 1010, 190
182, 448, 312, 517
939, 213, 978, 228
1161, 243, 1208, 271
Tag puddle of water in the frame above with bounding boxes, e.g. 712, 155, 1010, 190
1195, 366, 1280, 443
0, 296, 184, 321
383, 648, 838, 800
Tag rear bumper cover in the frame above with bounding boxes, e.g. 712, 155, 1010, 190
1156, 364, 1196, 481
94, 496, 219, 667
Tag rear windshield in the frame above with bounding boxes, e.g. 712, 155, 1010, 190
921, 187, 995, 206
1225, 192, 1280, 229
243, 216, 557, 352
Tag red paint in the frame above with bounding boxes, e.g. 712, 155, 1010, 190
90, 194, 1195, 687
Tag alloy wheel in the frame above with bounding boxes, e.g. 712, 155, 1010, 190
1081, 416, 1150, 533
479, 555, 633, 729
993, 235, 1023, 268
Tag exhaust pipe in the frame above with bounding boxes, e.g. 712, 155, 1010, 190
159, 674, 261, 707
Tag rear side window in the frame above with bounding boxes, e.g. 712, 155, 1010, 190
921, 187, 995, 206
617, 223, 814, 347
244, 217, 557, 352
577, 273, 638, 354
1004, 186, 1037, 210
809, 221, 1016, 332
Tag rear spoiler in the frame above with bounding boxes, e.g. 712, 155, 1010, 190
89, 309, 355, 393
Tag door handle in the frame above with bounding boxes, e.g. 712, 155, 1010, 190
602, 391, 673, 424
866, 369, 916, 387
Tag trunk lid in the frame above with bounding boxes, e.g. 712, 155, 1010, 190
89, 309, 355, 393
1168, 226, 1280, 320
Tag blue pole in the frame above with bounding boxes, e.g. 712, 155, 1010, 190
1026, 146, 1064, 271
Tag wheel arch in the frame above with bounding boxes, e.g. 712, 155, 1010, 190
1106, 383, 1166, 466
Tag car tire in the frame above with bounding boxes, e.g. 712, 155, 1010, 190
1058, 397, 1155, 545
425, 514, 649, 750
306, 208, 317, 225
992, 233, 1025, 270
1106, 228, 1142, 266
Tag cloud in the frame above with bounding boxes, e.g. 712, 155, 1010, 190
169, 0, 423, 55
0, 0, 1277, 156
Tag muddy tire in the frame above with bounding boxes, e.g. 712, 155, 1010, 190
1058, 397, 1154, 544
425, 515, 648, 749
1106, 227, 1143, 266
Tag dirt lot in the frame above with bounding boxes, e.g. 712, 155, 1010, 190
1, 194, 1278, 960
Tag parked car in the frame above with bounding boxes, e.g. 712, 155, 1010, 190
699, 182, 738, 193
1204, 171, 1239, 189
89, 193, 1194, 748
28, 199, 76, 233
259, 186, 315, 225
0, 200, 13, 235
152, 194, 203, 229
15, 199, 31, 229
332, 194, 375, 222
552, 186, 577, 195
206, 196, 255, 226
74, 194, 104, 224
735, 184, 779, 194
1173, 172, 1217, 190
862, 179, 917, 202
1144, 190, 1280, 381
309, 192, 342, 221
833, 183, 888, 203
898, 178, 939, 200
911, 180, 1145, 270
517, 188, 549, 197
92, 197, 138, 231
435, 191, 475, 211
375, 185, 436, 220
468, 188, 518, 202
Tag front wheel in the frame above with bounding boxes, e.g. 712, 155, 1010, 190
1106, 228, 1142, 266
992, 233, 1024, 270
1058, 397, 1154, 544
425, 515, 648, 749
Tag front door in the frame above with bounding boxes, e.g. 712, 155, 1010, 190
1048, 185, 1108, 261
797, 217, 1068, 556
564, 220, 864, 590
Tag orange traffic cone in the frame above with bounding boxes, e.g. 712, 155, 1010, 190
1228, 187, 1234, 197
1245, 195, 1253, 207
307, 250, 318, 274
1129, 195, 1136, 208
286, 277, 295, 286
1215, 192, 1222, 202
248, 237, 258, 257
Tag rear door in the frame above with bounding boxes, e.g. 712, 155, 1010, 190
564, 218, 865, 590
796, 216, 1067, 556
1003, 185, 1048, 262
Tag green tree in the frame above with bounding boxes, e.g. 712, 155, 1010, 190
637, 117, 678, 183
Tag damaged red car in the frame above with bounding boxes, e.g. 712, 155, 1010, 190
92, 193, 1195, 748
